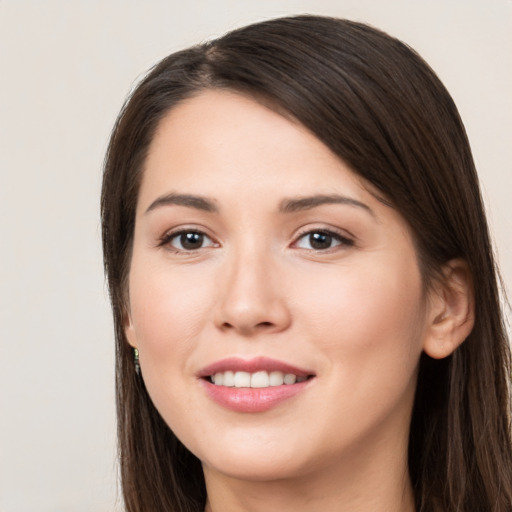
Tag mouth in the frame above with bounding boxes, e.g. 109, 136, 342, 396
198, 357, 315, 412
206, 370, 311, 388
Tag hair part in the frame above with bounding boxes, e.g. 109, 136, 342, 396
101, 15, 512, 512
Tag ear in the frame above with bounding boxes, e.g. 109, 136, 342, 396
123, 307, 138, 349
423, 259, 474, 359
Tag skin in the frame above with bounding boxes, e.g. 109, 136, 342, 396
125, 90, 473, 512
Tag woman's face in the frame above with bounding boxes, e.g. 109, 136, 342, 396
125, 90, 434, 482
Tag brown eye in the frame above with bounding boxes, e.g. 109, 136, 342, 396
167, 231, 215, 251
295, 230, 353, 251
180, 232, 204, 250
308, 232, 333, 250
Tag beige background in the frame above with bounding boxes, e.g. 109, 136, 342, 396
0, 1, 510, 511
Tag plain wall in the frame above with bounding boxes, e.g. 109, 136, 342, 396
0, 1, 510, 511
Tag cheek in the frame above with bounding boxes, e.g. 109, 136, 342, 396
127, 260, 214, 363
126, 260, 216, 428
298, 256, 426, 363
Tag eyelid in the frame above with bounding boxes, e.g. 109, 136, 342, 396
291, 225, 356, 251
158, 226, 219, 252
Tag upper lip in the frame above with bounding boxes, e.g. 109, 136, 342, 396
197, 357, 314, 378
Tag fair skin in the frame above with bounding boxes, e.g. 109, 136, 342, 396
125, 90, 473, 512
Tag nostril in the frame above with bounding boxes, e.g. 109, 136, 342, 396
220, 320, 276, 333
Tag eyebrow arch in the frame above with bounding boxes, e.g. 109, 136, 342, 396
145, 193, 219, 214
279, 194, 375, 217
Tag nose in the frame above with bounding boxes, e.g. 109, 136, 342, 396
214, 250, 292, 337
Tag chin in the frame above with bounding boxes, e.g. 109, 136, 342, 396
190, 425, 327, 483
202, 450, 309, 483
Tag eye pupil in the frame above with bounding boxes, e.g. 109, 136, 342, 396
309, 232, 332, 249
180, 232, 203, 249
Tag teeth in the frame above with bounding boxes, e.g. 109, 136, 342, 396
284, 373, 296, 385
211, 370, 307, 388
223, 371, 234, 386
251, 371, 269, 388
234, 371, 251, 388
269, 371, 284, 386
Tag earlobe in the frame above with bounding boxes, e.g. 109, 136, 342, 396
123, 308, 138, 348
423, 259, 474, 359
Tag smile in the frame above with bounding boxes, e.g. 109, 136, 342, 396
198, 357, 315, 412
209, 370, 308, 388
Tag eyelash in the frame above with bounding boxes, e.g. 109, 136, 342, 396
293, 228, 355, 252
158, 229, 217, 253
158, 228, 354, 254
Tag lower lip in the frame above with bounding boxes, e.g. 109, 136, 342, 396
201, 379, 312, 413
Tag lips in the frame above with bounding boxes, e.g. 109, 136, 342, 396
198, 357, 315, 413
198, 356, 313, 378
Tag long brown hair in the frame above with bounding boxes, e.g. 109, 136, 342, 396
101, 15, 512, 511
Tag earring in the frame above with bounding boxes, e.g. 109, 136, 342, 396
134, 348, 140, 376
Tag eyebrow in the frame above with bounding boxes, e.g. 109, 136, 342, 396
144, 192, 374, 217
279, 194, 375, 217
145, 193, 219, 214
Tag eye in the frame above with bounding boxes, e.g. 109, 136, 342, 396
294, 230, 353, 251
162, 230, 216, 252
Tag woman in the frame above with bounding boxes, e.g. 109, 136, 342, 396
101, 15, 512, 512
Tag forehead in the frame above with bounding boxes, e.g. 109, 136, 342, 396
139, 89, 372, 211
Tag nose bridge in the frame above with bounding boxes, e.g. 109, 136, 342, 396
215, 235, 290, 335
